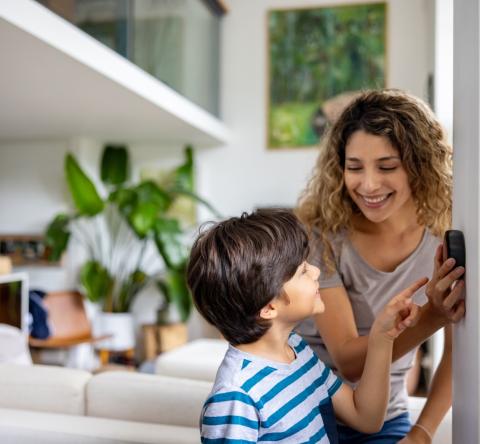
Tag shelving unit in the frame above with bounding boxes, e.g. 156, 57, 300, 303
0, 0, 230, 147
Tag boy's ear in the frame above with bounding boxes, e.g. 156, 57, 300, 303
259, 301, 278, 320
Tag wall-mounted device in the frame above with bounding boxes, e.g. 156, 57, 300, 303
443, 230, 466, 279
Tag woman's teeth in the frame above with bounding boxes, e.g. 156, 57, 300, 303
362, 194, 389, 204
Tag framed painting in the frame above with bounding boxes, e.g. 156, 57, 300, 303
267, 2, 387, 149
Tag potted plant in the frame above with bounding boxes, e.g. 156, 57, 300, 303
45, 145, 218, 352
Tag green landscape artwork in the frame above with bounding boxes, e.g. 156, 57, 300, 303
268, 3, 386, 149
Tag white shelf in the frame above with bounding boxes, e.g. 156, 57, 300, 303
0, 0, 230, 147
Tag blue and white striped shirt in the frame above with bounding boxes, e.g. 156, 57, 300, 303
200, 333, 343, 443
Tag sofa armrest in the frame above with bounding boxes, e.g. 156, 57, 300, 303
0, 364, 91, 415
87, 371, 212, 428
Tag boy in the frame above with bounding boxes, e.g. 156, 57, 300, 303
187, 209, 426, 443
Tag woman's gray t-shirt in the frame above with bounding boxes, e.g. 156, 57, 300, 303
296, 229, 440, 421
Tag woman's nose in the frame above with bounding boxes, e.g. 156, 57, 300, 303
361, 170, 381, 192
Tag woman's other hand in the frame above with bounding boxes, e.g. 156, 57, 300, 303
425, 244, 465, 323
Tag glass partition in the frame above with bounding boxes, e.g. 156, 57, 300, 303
37, 0, 222, 116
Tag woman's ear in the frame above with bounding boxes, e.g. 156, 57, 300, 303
259, 301, 278, 320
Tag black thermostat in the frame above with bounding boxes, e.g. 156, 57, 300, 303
443, 230, 466, 277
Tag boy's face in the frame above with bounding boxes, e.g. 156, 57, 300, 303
280, 261, 325, 322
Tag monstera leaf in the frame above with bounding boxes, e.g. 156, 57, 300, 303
44, 214, 71, 261
154, 218, 187, 270
101, 145, 129, 186
65, 154, 104, 216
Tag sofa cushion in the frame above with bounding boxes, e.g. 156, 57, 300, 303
155, 338, 227, 381
0, 408, 200, 444
0, 364, 91, 415
87, 371, 212, 428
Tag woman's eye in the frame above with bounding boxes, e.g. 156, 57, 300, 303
345, 166, 362, 171
379, 166, 397, 171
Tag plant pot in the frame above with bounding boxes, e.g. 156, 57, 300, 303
93, 312, 135, 351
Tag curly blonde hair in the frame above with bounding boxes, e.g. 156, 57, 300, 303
296, 89, 452, 273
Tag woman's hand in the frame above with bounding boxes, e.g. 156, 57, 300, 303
425, 245, 465, 323
371, 278, 427, 340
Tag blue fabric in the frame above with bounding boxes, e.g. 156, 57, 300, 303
337, 412, 411, 444
28, 289, 50, 339
319, 397, 339, 444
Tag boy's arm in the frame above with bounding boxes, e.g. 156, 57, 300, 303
331, 280, 425, 433
316, 295, 446, 382
315, 259, 463, 383
331, 334, 393, 433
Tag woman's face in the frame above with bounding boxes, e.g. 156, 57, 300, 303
343, 130, 413, 224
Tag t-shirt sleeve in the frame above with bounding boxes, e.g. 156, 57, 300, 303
317, 359, 343, 397
308, 230, 343, 289
200, 389, 259, 443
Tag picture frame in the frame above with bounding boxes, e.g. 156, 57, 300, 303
267, 2, 387, 149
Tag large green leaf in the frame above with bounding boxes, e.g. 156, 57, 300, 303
154, 218, 187, 270
128, 201, 158, 238
65, 153, 104, 216
109, 187, 137, 217
157, 268, 192, 323
101, 145, 129, 186
135, 181, 171, 212
80, 260, 113, 305
44, 214, 71, 261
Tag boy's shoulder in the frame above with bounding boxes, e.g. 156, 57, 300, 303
209, 333, 325, 399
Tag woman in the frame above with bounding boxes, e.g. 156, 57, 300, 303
296, 89, 465, 443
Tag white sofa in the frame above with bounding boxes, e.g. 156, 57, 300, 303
0, 363, 211, 444
156, 339, 452, 444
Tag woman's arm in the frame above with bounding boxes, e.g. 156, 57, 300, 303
399, 325, 452, 444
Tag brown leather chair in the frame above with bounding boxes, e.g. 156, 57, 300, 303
29, 291, 110, 352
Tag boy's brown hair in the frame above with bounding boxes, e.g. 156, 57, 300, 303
187, 208, 309, 345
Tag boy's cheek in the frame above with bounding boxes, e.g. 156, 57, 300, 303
312, 299, 326, 315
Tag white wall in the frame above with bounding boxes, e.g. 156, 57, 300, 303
0, 142, 69, 234
197, 0, 435, 218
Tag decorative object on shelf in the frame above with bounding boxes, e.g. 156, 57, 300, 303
0, 256, 12, 275
0, 235, 57, 266
45, 145, 219, 328
267, 2, 386, 149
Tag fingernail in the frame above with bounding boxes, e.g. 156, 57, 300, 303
447, 258, 455, 266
